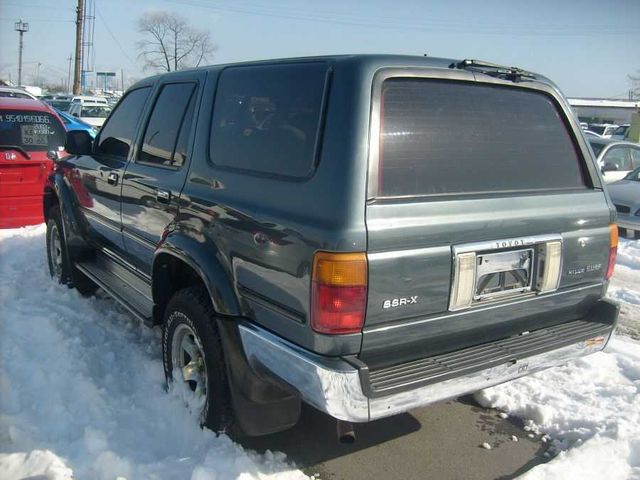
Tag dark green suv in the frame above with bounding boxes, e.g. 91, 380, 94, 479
44, 55, 619, 436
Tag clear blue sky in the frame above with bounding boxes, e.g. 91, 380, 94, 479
1, 0, 638, 97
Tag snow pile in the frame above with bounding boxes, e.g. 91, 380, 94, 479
609, 239, 640, 340
476, 238, 640, 480
0, 225, 309, 480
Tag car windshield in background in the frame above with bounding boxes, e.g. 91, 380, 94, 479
81, 106, 111, 118
0, 91, 32, 99
589, 126, 607, 135
589, 140, 606, 157
0, 110, 66, 151
379, 79, 585, 197
48, 99, 72, 111
614, 126, 629, 137
624, 167, 640, 182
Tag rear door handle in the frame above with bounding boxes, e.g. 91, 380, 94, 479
107, 172, 119, 185
156, 189, 171, 203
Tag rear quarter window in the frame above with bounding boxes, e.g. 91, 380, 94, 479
0, 110, 66, 151
209, 62, 328, 178
378, 79, 586, 197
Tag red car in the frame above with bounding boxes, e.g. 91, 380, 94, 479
0, 98, 66, 228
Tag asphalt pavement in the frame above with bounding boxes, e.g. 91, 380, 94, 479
242, 397, 547, 480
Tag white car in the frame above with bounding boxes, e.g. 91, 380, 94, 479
70, 95, 109, 106
589, 123, 619, 139
611, 124, 631, 141
0, 86, 38, 100
68, 102, 111, 128
588, 137, 640, 183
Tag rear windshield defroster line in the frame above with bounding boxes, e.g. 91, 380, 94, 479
377, 79, 586, 198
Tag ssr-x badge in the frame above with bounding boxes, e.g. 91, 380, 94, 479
383, 296, 418, 309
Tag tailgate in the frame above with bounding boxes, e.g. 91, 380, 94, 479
363, 193, 611, 367
361, 75, 612, 368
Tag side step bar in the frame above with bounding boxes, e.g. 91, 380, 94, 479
76, 253, 154, 325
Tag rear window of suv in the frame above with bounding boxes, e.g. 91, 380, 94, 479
378, 79, 586, 197
0, 110, 66, 152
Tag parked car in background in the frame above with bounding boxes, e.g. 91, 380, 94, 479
588, 136, 640, 183
607, 166, 640, 239
55, 108, 97, 137
0, 86, 38, 100
584, 130, 603, 138
611, 124, 631, 141
46, 55, 618, 437
42, 95, 73, 113
105, 95, 120, 107
70, 95, 108, 106
68, 102, 111, 128
0, 97, 66, 228
589, 123, 618, 138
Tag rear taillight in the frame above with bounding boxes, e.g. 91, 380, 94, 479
310, 252, 367, 335
606, 224, 618, 280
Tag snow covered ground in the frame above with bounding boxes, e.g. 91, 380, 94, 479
0, 225, 309, 480
476, 238, 640, 480
1, 226, 639, 479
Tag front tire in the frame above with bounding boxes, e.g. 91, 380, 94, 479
162, 286, 233, 433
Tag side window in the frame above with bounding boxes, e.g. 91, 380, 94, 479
139, 82, 196, 167
209, 62, 328, 178
602, 147, 631, 170
630, 148, 640, 169
97, 87, 151, 159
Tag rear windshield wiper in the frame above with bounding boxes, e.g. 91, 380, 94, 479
449, 59, 536, 82
0, 145, 31, 159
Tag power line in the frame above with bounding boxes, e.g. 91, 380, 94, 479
2, 1, 75, 11
94, 4, 137, 68
163, 0, 639, 37
0, 17, 75, 23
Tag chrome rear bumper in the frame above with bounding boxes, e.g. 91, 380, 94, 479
238, 304, 617, 423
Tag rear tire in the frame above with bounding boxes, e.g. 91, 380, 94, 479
46, 205, 98, 296
162, 286, 233, 433
47, 206, 72, 285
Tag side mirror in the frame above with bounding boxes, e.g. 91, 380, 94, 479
65, 129, 94, 155
602, 162, 619, 173
72, 112, 79, 117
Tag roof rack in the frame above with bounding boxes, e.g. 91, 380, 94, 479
449, 59, 536, 82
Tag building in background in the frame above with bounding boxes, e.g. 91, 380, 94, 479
568, 98, 640, 125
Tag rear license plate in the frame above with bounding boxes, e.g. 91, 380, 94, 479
474, 248, 533, 301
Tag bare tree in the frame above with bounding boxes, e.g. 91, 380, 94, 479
136, 11, 215, 72
630, 70, 640, 99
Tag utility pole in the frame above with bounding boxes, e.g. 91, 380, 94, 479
14, 19, 29, 86
67, 54, 73, 93
121, 69, 124, 92
35, 62, 41, 86
73, 0, 84, 95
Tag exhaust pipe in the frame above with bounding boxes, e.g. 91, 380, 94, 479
337, 420, 356, 444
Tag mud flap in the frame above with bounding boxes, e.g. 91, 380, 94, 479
217, 318, 301, 436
